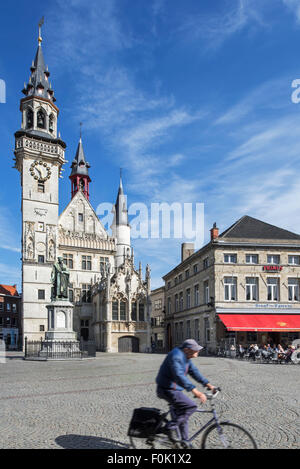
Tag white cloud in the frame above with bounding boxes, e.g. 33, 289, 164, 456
42, 0, 300, 287
0, 263, 21, 290
215, 77, 290, 126
204, 108, 300, 239
0, 207, 21, 254
178, 0, 266, 50
122, 110, 199, 154
282, 0, 300, 23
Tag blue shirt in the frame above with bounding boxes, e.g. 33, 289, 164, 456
156, 347, 209, 392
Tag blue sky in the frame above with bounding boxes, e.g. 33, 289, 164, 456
2, 0, 300, 289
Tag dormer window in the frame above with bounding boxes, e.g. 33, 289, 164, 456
37, 110, 46, 129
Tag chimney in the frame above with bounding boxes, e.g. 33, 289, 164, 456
181, 243, 195, 262
210, 222, 219, 241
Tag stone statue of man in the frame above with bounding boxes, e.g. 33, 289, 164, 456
51, 257, 70, 301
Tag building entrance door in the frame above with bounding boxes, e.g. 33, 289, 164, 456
118, 336, 139, 353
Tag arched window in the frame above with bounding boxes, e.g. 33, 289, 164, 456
26, 109, 33, 129
131, 302, 137, 321
120, 301, 126, 321
139, 303, 145, 322
49, 114, 54, 133
112, 301, 118, 321
37, 109, 46, 129
80, 179, 85, 191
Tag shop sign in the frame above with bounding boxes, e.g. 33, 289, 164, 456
263, 265, 282, 271
255, 304, 292, 309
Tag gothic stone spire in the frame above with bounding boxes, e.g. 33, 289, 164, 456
22, 19, 55, 104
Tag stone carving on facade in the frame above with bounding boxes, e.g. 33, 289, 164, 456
34, 208, 48, 217
59, 226, 101, 241
24, 221, 35, 260
46, 225, 57, 262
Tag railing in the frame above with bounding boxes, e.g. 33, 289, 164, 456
24, 338, 96, 360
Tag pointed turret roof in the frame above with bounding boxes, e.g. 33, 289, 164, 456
113, 172, 129, 226
22, 26, 56, 103
70, 137, 91, 178
219, 215, 300, 240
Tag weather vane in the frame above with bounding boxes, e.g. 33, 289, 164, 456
38, 17, 44, 44
80, 122, 83, 139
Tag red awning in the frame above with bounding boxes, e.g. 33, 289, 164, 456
218, 314, 300, 332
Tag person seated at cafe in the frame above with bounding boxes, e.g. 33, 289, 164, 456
248, 344, 258, 360
261, 344, 270, 359
276, 344, 285, 360
284, 345, 295, 363
238, 344, 245, 358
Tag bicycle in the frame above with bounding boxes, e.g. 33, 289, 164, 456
129, 388, 257, 449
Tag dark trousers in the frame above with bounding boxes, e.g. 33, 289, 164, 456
157, 387, 197, 440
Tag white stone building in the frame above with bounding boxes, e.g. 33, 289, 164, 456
13, 28, 151, 352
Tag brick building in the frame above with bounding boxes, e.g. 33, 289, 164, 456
0, 285, 22, 350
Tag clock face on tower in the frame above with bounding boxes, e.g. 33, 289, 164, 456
30, 161, 51, 182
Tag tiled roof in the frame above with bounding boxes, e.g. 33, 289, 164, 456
219, 216, 300, 240
0, 285, 19, 297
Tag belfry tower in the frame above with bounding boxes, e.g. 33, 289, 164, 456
13, 20, 66, 342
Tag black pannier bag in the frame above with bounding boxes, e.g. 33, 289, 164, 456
128, 407, 164, 438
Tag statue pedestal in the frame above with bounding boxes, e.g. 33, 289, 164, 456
46, 300, 77, 341
39, 300, 80, 359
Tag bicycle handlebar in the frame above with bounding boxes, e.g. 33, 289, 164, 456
209, 386, 221, 398
193, 386, 221, 399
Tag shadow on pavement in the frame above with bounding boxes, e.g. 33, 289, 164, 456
55, 434, 130, 449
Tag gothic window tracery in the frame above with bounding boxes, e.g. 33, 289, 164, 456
131, 302, 137, 321
139, 302, 145, 321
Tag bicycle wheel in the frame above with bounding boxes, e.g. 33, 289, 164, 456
201, 422, 257, 449
130, 433, 178, 449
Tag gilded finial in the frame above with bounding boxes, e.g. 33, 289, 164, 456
38, 16, 44, 44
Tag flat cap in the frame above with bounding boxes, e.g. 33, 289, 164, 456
181, 339, 203, 352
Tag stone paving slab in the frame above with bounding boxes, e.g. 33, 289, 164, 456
0, 353, 299, 449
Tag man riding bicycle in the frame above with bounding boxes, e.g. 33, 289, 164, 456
156, 339, 215, 447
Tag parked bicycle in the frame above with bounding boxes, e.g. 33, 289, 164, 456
128, 388, 257, 449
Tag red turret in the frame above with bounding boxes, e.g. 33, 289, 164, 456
69, 137, 91, 200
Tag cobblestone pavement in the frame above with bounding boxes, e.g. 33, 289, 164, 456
0, 353, 299, 449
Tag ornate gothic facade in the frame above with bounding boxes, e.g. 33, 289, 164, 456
13, 28, 151, 352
